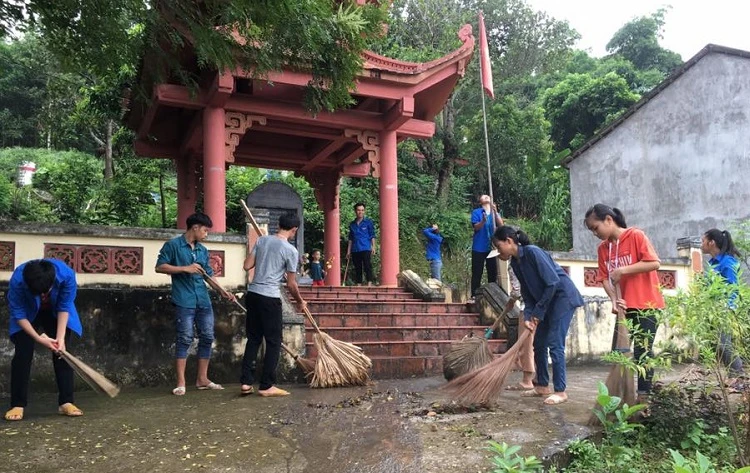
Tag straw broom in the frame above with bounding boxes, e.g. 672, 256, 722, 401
58, 350, 120, 398
443, 297, 517, 380
443, 329, 534, 405
588, 285, 636, 425
303, 307, 371, 388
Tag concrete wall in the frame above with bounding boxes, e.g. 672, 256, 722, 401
569, 52, 750, 258
0, 285, 307, 394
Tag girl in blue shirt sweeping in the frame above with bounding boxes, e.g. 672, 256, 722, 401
701, 228, 744, 385
492, 226, 584, 405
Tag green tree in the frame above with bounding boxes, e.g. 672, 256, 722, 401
6, 0, 387, 113
606, 8, 682, 75
542, 72, 639, 151
377, 0, 577, 204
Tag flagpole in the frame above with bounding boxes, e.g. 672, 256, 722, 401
478, 13, 494, 205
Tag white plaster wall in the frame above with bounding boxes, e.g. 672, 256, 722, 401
569, 53, 750, 259
0, 231, 248, 288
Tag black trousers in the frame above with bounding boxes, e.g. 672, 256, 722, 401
471, 250, 498, 296
241, 291, 282, 390
351, 251, 374, 284
10, 310, 74, 408
611, 309, 659, 393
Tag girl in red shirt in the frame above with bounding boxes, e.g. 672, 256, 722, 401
585, 204, 665, 399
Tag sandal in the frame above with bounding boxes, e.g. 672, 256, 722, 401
4, 407, 23, 421
543, 394, 568, 405
521, 389, 550, 397
196, 382, 224, 391
240, 385, 254, 396
172, 386, 186, 396
58, 403, 83, 417
257, 386, 290, 397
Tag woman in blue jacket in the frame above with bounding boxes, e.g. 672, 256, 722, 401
492, 226, 584, 405
701, 228, 744, 385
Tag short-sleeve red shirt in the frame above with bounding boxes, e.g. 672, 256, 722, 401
596, 227, 665, 310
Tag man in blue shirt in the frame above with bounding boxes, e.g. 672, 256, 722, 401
347, 202, 377, 285
156, 212, 233, 396
470, 195, 503, 301
423, 224, 444, 281
5, 258, 84, 421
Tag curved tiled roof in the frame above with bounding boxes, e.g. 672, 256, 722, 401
361, 24, 474, 74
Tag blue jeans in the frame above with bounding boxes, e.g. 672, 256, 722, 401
174, 305, 215, 359
429, 259, 442, 281
533, 299, 576, 393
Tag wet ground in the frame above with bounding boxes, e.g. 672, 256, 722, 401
1, 366, 611, 473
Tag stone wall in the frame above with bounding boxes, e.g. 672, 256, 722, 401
0, 285, 307, 395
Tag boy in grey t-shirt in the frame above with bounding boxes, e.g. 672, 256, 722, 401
240, 213, 307, 397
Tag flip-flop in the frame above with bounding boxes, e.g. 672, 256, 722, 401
196, 382, 224, 391
520, 389, 549, 397
172, 386, 186, 396
4, 407, 23, 421
506, 384, 534, 391
58, 403, 83, 417
543, 394, 568, 405
240, 386, 254, 396
258, 387, 290, 397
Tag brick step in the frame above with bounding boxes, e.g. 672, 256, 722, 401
306, 313, 482, 328
304, 339, 506, 358
298, 286, 412, 294
371, 356, 444, 378
299, 292, 419, 301
304, 326, 493, 343
306, 301, 471, 314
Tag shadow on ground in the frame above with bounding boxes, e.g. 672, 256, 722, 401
1, 366, 613, 473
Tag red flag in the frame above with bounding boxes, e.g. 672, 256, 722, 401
478, 12, 494, 99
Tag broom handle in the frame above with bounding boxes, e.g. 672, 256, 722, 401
343, 254, 350, 286
613, 284, 631, 353
303, 306, 323, 334
484, 296, 518, 339
240, 200, 266, 236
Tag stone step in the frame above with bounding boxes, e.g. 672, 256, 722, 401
307, 313, 482, 328
299, 291, 418, 301
305, 301, 471, 313
304, 339, 505, 359
298, 286, 412, 294
304, 326, 493, 343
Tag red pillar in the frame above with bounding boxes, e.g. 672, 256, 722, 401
323, 178, 341, 286
176, 154, 197, 229
379, 129, 399, 286
203, 106, 226, 232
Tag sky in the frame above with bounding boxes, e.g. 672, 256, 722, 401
526, 0, 750, 60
